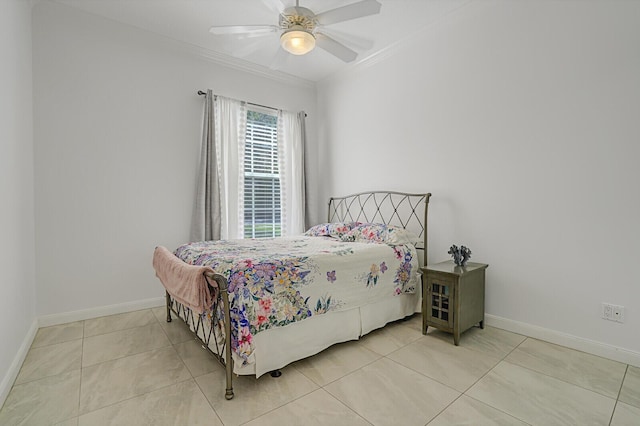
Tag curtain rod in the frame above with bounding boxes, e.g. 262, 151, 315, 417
197, 90, 276, 111
197, 90, 307, 117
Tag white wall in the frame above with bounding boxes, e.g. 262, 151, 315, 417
317, 0, 640, 356
0, 0, 36, 402
32, 2, 317, 316
26, 0, 640, 364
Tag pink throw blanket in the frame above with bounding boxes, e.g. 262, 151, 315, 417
153, 246, 216, 314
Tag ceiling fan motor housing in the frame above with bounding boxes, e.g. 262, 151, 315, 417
279, 6, 317, 32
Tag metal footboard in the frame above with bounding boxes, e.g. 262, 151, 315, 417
165, 272, 234, 400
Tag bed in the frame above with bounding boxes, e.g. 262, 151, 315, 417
153, 190, 431, 400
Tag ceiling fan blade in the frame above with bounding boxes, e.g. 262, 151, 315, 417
315, 33, 358, 63
234, 30, 280, 40
316, 28, 374, 51
315, 0, 382, 26
260, 0, 286, 14
209, 25, 279, 36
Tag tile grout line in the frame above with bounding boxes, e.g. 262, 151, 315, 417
462, 332, 528, 387
81, 341, 175, 370
83, 310, 159, 339
286, 361, 374, 426
423, 335, 532, 426
74, 320, 86, 424
316, 388, 374, 426
235, 387, 320, 426
78, 377, 195, 421
498, 357, 624, 401
192, 375, 228, 425
30, 322, 84, 349
81, 320, 174, 368
460, 393, 536, 426
423, 393, 464, 425
378, 348, 467, 426
381, 346, 468, 426
608, 364, 629, 426
382, 353, 461, 395
10, 339, 84, 387
455, 337, 533, 425
498, 348, 627, 402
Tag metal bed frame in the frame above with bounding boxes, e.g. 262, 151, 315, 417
164, 190, 431, 400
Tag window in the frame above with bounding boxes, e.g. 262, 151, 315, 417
243, 108, 281, 238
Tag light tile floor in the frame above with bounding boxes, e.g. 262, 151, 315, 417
1, 308, 639, 425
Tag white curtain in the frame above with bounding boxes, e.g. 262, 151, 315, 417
215, 95, 246, 240
191, 94, 246, 241
278, 110, 306, 235
192, 91, 305, 241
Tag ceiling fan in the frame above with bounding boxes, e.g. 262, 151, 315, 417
209, 0, 382, 63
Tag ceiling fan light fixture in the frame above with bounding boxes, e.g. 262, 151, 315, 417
280, 27, 316, 55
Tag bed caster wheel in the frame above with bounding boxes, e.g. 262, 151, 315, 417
225, 390, 234, 400
270, 369, 282, 378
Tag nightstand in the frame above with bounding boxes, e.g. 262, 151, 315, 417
421, 260, 488, 345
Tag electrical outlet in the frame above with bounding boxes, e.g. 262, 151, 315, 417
602, 303, 625, 323
612, 305, 625, 323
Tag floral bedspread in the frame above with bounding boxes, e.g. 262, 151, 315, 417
174, 236, 419, 366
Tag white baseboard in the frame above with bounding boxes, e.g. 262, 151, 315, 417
38, 296, 166, 328
0, 318, 38, 409
486, 314, 640, 368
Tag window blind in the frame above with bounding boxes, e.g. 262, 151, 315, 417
243, 109, 281, 238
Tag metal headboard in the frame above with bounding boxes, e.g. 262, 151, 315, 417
328, 191, 432, 262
